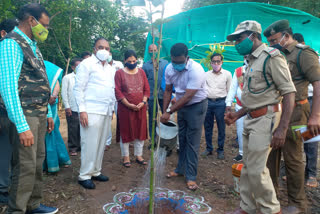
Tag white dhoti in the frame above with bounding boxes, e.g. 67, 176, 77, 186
79, 113, 112, 181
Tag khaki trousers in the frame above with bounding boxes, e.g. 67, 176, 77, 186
240, 110, 281, 214
79, 113, 112, 181
267, 103, 308, 211
0, 115, 46, 214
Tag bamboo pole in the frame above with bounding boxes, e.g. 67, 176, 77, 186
149, 1, 165, 214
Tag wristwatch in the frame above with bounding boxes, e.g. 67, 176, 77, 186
143, 101, 147, 104
166, 107, 173, 114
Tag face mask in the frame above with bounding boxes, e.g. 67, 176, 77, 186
271, 35, 286, 51
107, 55, 112, 63
211, 64, 222, 72
31, 18, 49, 42
172, 63, 186, 72
95, 49, 110, 61
149, 52, 157, 59
125, 62, 138, 70
235, 34, 253, 55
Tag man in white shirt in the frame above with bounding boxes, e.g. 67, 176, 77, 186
74, 38, 116, 189
161, 43, 208, 190
225, 57, 248, 162
202, 53, 232, 160
61, 58, 82, 156
105, 52, 124, 150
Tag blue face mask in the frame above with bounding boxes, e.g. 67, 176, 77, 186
172, 63, 186, 72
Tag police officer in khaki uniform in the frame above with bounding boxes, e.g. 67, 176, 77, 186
264, 20, 320, 213
225, 20, 296, 214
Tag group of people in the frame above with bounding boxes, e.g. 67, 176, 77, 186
224, 20, 320, 214
0, 2, 319, 214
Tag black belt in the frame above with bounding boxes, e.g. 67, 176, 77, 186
208, 97, 226, 102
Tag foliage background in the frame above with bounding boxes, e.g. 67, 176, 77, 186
0, 0, 148, 73
1, 0, 319, 72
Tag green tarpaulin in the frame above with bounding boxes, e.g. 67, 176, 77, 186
144, 2, 320, 73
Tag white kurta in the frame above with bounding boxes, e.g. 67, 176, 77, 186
74, 55, 116, 180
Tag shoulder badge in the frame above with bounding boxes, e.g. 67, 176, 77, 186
296, 43, 310, 50
265, 47, 280, 57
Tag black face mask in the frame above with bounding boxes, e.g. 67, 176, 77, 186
271, 43, 283, 51
125, 62, 138, 70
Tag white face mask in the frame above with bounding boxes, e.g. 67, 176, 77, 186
107, 55, 112, 63
95, 49, 110, 61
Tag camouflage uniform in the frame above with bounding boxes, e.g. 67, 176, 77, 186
0, 31, 50, 213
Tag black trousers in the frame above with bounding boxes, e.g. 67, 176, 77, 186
66, 111, 81, 152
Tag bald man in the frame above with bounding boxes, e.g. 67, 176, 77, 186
142, 44, 168, 139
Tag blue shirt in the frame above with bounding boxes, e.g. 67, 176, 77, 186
165, 59, 207, 105
0, 27, 52, 133
142, 59, 168, 99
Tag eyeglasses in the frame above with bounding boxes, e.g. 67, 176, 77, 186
211, 60, 222, 64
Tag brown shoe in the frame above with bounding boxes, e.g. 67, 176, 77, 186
226, 208, 248, 214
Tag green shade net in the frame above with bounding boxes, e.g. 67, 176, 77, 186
144, 2, 320, 74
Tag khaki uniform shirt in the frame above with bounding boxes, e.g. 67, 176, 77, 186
284, 41, 320, 101
242, 44, 296, 110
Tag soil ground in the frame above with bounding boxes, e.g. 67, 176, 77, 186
1, 110, 319, 214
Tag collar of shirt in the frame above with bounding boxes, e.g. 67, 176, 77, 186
13, 27, 37, 47
148, 59, 163, 64
251, 43, 267, 59
212, 69, 222, 75
284, 41, 298, 54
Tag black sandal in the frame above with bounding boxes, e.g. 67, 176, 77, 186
123, 162, 131, 168
136, 159, 147, 165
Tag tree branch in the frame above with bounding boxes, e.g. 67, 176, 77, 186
50, 11, 62, 21
51, 28, 67, 62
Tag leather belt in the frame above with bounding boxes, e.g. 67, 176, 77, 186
294, 98, 308, 107
249, 103, 282, 119
209, 97, 226, 102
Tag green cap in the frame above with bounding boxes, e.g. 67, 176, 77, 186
263, 19, 290, 37
227, 20, 262, 41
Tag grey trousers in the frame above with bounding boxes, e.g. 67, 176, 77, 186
0, 115, 46, 214
174, 99, 207, 181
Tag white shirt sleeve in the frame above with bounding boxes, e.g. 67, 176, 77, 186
226, 71, 232, 94
74, 63, 90, 112
61, 75, 70, 109
225, 73, 239, 107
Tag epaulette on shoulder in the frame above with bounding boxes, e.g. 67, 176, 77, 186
296, 43, 310, 50
265, 47, 280, 57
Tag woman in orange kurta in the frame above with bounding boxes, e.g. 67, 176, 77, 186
115, 50, 150, 167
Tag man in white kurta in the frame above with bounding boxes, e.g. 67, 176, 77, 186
74, 38, 116, 189
105, 54, 124, 149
